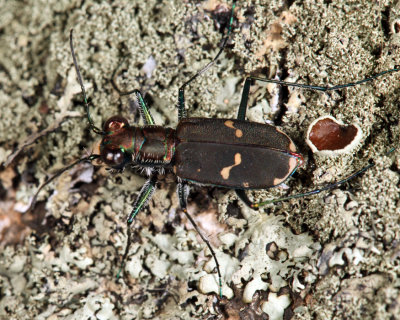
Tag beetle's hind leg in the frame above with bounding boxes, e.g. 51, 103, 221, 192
237, 67, 400, 121
177, 182, 224, 298
236, 148, 396, 209
237, 77, 254, 121
235, 189, 258, 209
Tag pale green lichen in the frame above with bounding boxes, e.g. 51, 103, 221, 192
1, 0, 400, 319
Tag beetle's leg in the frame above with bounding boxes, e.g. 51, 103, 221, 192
239, 148, 396, 209
128, 175, 158, 223
112, 86, 155, 126
132, 90, 155, 125
237, 77, 253, 120
251, 68, 400, 92
118, 175, 157, 278
177, 181, 190, 210
110, 57, 155, 125
70, 30, 105, 135
177, 182, 223, 298
235, 189, 258, 209
237, 68, 400, 120
177, 1, 236, 121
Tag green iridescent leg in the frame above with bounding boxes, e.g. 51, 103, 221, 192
127, 176, 157, 223
118, 175, 157, 279
134, 89, 155, 125
111, 58, 155, 125
111, 85, 155, 125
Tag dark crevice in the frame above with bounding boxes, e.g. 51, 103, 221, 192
381, 6, 391, 37
273, 48, 289, 126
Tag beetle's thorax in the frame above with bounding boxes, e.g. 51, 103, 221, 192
134, 126, 176, 164
100, 125, 176, 167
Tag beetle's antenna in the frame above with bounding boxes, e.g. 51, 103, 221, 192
251, 148, 396, 208
27, 154, 100, 211
70, 29, 105, 135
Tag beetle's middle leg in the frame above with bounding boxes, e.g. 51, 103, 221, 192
176, 1, 236, 121
177, 182, 223, 298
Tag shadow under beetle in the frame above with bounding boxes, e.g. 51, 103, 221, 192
32, 0, 398, 298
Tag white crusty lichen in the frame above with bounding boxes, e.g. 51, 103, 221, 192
197, 203, 319, 307
262, 292, 291, 320
1, 0, 400, 319
231, 212, 316, 293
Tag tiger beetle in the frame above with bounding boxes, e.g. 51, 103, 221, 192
31, 0, 398, 298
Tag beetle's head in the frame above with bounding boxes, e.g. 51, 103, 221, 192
99, 116, 132, 169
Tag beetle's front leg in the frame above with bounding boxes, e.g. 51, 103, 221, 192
115, 88, 156, 126
177, 182, 223, 298
110, 65, 156, 125
132, 90, 156, 125
127, 175, 158, 224
118, 175, 157, 279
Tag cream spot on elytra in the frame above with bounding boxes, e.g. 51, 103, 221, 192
220, 153, 242, 180
224, 120, 243, 138
273, 157, 297, 185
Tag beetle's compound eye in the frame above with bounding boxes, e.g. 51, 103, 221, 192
103, 116, 129, 133
102, 147, 126, 168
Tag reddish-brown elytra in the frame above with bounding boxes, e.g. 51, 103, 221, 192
31, 0, 398, 298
